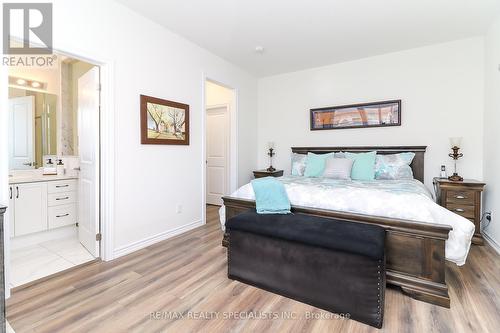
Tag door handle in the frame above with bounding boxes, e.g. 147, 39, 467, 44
56, 185, 69, 188
455, 208, 465, 212
22, 162, 32, 166
16, 186, 19, 199
73, 167, 81, 171
56, 213, 69, 218
9, 187, 12, 199
56, 196, 69, 201
455, 195, 465, 199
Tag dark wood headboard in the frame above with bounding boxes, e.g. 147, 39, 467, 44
291, 146, 427, 183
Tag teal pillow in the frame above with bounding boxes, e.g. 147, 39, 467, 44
304, 152, 334, 177
345, 151, 377, 180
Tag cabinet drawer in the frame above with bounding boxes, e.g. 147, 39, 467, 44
48, 191, 77, 206
446, 203, 475, 219
48, 180, 77, 194
446, 190, 475, 205
48, 204, 77, 229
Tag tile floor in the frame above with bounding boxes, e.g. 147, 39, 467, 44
10, 235, 95, 288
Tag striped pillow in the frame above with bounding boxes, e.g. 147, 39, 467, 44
322, 158, 354, 180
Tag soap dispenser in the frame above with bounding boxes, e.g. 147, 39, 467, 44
57, 159, 65, 176
43, 158, 57, 175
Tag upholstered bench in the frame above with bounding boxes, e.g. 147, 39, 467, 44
226, 211, 386, 328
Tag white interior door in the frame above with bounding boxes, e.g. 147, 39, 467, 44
8, 96, 35, 169
77, 66, 100, 257
206, 106, 229, 205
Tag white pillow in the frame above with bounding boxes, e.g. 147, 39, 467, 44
322, 158, 354, 180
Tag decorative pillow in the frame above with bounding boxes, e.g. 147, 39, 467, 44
345, 151, 377, 180
291, 153, 307, 176
334, 152, 346, 158
304, 152, 334, 177
375, 152, 415, 180
322, 157, 354, 180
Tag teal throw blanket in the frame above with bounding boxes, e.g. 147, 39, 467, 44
251, 177, 291, 214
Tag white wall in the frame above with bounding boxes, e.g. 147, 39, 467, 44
483, 17, 500, 252
0, 0, 258, 255
257, 38, 485, 188
206, 80, 234, 106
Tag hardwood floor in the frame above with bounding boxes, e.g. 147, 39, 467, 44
7, 205, 500, 332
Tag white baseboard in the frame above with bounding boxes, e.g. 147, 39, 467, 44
483, 230, 500, 255
113, 220, 203, 259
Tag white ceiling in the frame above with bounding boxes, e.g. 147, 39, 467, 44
117, 0, 500, 77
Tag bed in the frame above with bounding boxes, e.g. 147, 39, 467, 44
220, 146, 476, 308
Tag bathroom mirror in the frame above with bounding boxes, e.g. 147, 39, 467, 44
8, 88, 58, 170
8, 59, 93, 171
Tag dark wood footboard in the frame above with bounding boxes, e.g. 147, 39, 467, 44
221, 196, 452, 308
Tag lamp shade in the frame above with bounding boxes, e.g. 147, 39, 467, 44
449, 137, 462, 148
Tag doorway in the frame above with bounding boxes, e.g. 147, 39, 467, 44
7, 53, 101, 289
205, 80, 236, 206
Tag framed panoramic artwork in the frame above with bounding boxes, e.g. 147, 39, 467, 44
140, 94, 189, 145
310, 99, 401, 130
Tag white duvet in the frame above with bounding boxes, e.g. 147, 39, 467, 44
219, 176, 475, 265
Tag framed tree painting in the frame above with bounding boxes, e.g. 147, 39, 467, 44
140, 94, 189, 145
310, 100, 401, 130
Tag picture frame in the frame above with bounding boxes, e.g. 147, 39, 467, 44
310, 99, 401, 131
140, 94, 189, 145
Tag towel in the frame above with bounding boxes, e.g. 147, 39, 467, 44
251, 177, 291, 214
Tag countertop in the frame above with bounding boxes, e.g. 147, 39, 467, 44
9, 174, 78, 184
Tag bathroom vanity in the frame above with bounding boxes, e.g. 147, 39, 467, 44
9, 175, 78, 237
8, 84, 82, 239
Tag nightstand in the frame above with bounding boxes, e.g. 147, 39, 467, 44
253, 169, 284, 179
433, 178, 486, 245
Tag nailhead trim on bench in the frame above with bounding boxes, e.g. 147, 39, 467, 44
376, 259, 383, 327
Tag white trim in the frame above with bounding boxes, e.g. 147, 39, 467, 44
202, 76, 239, 220
113, 220, 203, 258
51, 49, 115, 261
30, 48, 116, 261
31, 41, 116, 262
483, 231, 500, 255
99, 59, 115, 261
1, 62, 11, 299
232, 88, 239, 191
201, 74, 207, 226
